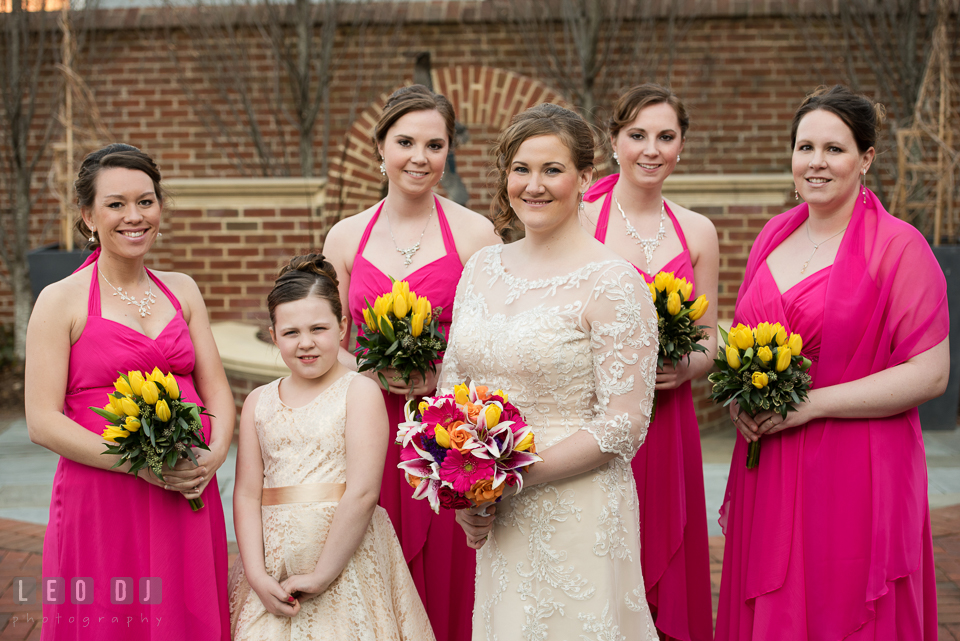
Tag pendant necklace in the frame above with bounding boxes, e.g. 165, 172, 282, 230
800, 220, 848, 274
387, 201, 435, 267
99, 268, 156, 318
614, 194, 666, 265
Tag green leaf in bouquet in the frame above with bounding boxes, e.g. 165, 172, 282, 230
91, 407, 124, 423
378, 317, 396, 343
165, 450, 178, 469
378, 372, 390, 390
184, 447, 200, 466
384, 340, 400, 357
718, 324, 730, 346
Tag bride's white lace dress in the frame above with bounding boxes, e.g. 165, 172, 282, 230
439, 245, 660, 641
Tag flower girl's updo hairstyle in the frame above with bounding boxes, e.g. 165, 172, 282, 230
372, 84, 457, 167
74, 143, 166, 249
267, 253, 342, 327
490, 103, 597, 239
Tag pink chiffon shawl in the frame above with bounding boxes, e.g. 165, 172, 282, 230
718, 189, 947, 640
583, 174, 714, 641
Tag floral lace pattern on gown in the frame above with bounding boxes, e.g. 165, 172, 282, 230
228, 373, 435, 641
439, 245, 660, 641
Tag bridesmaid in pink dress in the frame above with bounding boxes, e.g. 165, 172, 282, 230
25, 144, 234, 640
582, 84, 716, 641
324, 85, 500, 641
716, 86, 949, 640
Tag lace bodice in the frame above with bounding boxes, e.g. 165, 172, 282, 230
254, 374, 352, 488
440, 245, 660, 641
439, 245, 658, 461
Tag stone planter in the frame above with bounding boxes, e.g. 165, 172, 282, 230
27, 243, 91, 299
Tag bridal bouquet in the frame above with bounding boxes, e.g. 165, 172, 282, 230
648, 271, 710, 418
708, 323, 812, 469
355, 279, 446, 392
395, 381, 542, 514
92, 367, 212, 511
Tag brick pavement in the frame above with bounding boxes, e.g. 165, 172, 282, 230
3, 513, 960, 638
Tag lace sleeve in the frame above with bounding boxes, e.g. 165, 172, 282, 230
580, 263, 658, 462
438, 249, 484, 394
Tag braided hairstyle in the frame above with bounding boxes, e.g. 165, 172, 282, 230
267, 253, 342, 326
490, 103, 597, 239
74, 143, 165, 248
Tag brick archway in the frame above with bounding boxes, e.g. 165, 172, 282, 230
327, 66, 568, 222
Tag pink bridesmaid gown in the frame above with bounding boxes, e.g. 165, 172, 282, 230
585, 174, 714, 641
42, 249, 229, 640
715, 191, 946, 640
348, 197, 475, 641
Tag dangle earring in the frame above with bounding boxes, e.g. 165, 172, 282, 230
677, 154, 681, 162
794, 189, 800, 201
89, 227, 96, 243
861, 169, 867, 204
380, 161, 386, 176
578, 193, 585, 214
613, 151, 619, 164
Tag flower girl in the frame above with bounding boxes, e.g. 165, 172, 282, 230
228, 253, 434, 640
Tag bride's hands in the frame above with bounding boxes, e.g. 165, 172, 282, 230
456, 503, 498, 549
366, 368, 438, 397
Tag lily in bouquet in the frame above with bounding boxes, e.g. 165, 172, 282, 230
395, 381, 542, 514
355, 279, 446, 396
92, 367, 212, 511
708, 322, 812, 469
648, 271, 710, 417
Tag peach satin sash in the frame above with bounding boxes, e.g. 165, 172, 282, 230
261, 482, 346, 506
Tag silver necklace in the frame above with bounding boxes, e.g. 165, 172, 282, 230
98, 268, 156, 318
800, 220, 848, 274
387, 201, 435, 267
614, 195, 666, 265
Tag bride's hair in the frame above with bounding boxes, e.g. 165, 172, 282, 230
268, 253, 342, 326
490, 103, 596, 239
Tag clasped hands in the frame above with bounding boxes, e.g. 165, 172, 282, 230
249, 571, 331, 618
136, 446, 226, 500
729, 398, 815, 442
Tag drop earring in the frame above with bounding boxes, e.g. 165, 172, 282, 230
613, 151, 619, 164
794, 189, 799, 201
578, 193, 585, 214
380, 161, 386, 176
677, 154, 681, 162
861, 169, 867, 204
89, 228, 96, 242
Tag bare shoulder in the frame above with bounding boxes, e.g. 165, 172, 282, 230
667, 200, 718, 249
242, 383, 268, 412
325, 204, 379, 256
33, 266, 91, 328
580, 199, 603, 237
347, 371, 382, 402
437, 196, 500, 256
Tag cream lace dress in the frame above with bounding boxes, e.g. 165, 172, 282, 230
228, 372, 435, 640
439, 245, 660, 641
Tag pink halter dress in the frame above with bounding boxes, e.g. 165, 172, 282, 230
585, 174, 714, 641
348, 197, 475, 641
42, 249, 229, 640
715, 191, 946, 640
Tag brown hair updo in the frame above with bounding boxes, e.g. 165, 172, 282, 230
372, 84, 457, 163
74, 143, 165, 248
490, 103, 597, 239
791, 85, 885, 154
267, 254, 342, 326
608, 83, 690, 140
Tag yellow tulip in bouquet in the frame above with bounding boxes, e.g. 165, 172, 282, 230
355, 279, 447, 394
92, 367, 212, 511
648, 271, 710, 418
709, 323, 812, 469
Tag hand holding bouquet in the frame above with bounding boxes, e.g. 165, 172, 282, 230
708, 323, 812, 468
92, 367, 212, 511
395, 382, 542, 514
355, 279, 447, 395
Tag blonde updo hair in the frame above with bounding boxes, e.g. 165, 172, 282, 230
490, 103, 597, 239
267, 253, 341, 326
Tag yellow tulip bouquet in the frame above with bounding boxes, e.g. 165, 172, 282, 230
91, 367, 212, 511
709, 323, 812, 468
355, 279, 447, 395
648, 271, 710, 418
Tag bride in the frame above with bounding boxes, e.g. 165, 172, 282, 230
442, 103, 660, 640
